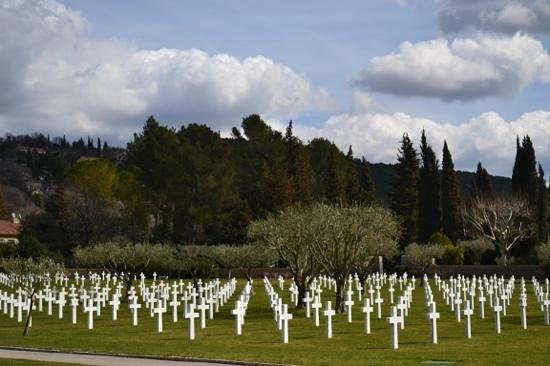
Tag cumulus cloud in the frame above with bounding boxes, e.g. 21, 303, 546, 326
270, 93, 550, 176
0, 0, 332, 143
438, 0, 550, 35
353, 33, 550, 101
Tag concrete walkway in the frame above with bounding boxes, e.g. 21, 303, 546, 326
0, 348, 246, 366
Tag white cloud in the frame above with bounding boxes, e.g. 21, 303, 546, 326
0, 0, 332, 143
438, 0, 550, 34
269, 93, 550, 176
353, 33, 550, 101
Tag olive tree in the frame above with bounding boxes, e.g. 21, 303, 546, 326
248, 204, 320, 307
307, 204, 399, 312
463, 197, 530, 265
402, 243, 444, 274
458, 238, 494, 264
211, 243, 277, 281
173, 245, 218, 286
74, 242, 174, 299
0, 257, 64, 336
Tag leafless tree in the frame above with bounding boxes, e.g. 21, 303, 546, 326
463, 196, 530, 265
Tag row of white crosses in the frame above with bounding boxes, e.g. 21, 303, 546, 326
532, 277, 550, 326
0, 270, 240, 339
264, 278, 293, 343
231, 281, 253, 337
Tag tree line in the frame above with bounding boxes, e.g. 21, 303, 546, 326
0, 114, 548, 267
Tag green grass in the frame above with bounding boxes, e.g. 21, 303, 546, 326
0, 279, 549, 366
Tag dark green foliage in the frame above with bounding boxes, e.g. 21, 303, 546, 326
390, 134, 419, 248
344, 146, 363, 204
418, 130, 440, 242
309, 138, 346, 204
512, 136, 538, 206
284, 121, 314, 205
470, 162, 495, 202
17, 232, 48, 259
358, 157, 376, 205
0, 189, 8, 220
537, 164, 548, 243
441, 142, 463, 242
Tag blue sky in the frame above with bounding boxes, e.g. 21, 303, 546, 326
1, 0, 550, 176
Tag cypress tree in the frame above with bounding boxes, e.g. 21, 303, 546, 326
0, 190, 8, 220
418, 130, 441, 242
512, 136, 522, 194
390, 133, 419, 247
358, 157, 376, 205
537, 164, 547, 243
441, 141, 463, 243
512, 135, 537, 206
521, 136, 538, 208
345, 146, 363, 205
472, 162, 495, 202
326, 149, 345, 205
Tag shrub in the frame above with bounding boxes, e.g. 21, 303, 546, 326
402, 243, 444, 273
440, 243, 464, 265
536, 242, 550, 274
428, 232, 453, 247
458, 238, 494, 264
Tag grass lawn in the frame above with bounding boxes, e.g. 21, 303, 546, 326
0, 278, 549, 365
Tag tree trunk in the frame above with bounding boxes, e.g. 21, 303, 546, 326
23, 290, 35, 336
296, 280, 307, 308
335, 280, 345, 313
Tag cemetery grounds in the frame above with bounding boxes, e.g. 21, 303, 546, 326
0, 277, 549, 366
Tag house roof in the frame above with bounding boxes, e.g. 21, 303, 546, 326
0, 220, 21, 237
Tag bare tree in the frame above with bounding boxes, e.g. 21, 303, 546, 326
463, 197, 530, 265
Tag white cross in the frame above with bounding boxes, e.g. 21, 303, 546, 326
109, 294, 120, 321
280, 304, 293, 344
323, 301, 336, 339
231, 300, 245, 335
129, 296, 141, 326
493, 298, 503, 334
154, 297, 165, 333
387, 306, 402, 350
197, 297, 209, 329
345, 292, 355, 323
84, 300, 98, 330
455, 296, 463, 322
463, 300, 473, 339
519, 293, 527, 329
361, 298, 373, 334
185, 304, 200, 340
375, 292, 384, 319
428, 302, 439, 344
311, 296, 321, 327
303, 292, 313, 318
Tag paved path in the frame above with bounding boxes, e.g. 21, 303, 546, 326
0, 348, 240, 366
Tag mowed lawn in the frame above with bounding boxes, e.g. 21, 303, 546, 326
0, 279, 549, 366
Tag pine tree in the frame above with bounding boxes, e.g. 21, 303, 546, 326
97, 138, 102, 156
0, 189, 8, 220
358, 157, 376, 205
390, 134, 419, 247
418, 130, 440, 242
537, 164, 547, 243
441, 141, 463, 242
